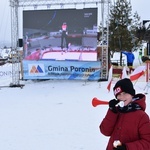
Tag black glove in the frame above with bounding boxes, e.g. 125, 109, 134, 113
109, 99, 119, 113
113, 144, 126, 150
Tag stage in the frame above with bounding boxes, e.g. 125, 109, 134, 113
24, 45, 97, 61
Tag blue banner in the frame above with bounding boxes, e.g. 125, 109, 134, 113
22, 60, 101, 80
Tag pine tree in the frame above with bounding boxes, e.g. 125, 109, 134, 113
109, 0, 135, 65
130, 12, 141, 49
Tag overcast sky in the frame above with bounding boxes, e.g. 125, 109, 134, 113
0, 0, 149, 47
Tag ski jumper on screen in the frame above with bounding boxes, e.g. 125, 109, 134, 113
61, 22, 68, 50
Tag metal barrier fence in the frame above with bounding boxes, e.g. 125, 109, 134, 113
111, 59, 125, 66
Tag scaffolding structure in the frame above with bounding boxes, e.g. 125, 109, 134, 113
10, 0, 21, 87
9, 0, 110, 85
99, 0, 110, 80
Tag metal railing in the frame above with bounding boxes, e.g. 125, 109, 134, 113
111, 59, 125, 66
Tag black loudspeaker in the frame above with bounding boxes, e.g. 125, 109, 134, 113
147, 43, 150, 56
18, 39, 23, 47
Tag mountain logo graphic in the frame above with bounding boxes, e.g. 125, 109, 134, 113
28, 64, 45, 76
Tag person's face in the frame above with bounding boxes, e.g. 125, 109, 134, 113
117, 92, 133, 106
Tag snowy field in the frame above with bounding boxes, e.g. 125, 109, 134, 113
0, 47, 150, 150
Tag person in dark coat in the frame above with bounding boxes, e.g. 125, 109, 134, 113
122, 51, 135, 73
138, 48, 142, 64
100, 78, 150, 150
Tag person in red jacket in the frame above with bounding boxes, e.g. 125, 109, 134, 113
100, 78, 150, 150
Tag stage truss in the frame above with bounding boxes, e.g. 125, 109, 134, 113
9, 0, 110, 85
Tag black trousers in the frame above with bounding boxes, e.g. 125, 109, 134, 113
61, 31, 68, 49
127, 62, 133, 67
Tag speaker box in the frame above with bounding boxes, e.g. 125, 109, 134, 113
147, 43, 150, 56
18, 39, 23, 47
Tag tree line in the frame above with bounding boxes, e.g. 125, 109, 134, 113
99, 0, 150, 65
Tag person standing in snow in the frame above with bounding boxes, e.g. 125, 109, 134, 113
100, 78, 150, 150
122, 50, 135, 74
138, 48, 143, 64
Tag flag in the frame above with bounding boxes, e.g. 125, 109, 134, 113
130, 66, 146, 81
107, 65, 113, 91
120, 66, 128, 79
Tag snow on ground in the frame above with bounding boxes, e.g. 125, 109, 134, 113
0, 48, 149, 150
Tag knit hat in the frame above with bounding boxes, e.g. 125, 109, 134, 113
113, 78, 135, 98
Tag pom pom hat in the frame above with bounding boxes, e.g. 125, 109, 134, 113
113, 78, 135, 98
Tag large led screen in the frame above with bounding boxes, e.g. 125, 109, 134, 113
23, 8, 98, 61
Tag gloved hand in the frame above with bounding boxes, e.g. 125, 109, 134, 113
113, 144, 126, 150
109, 99, 119, 113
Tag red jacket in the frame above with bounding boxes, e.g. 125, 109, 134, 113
100, 94, 150, 150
